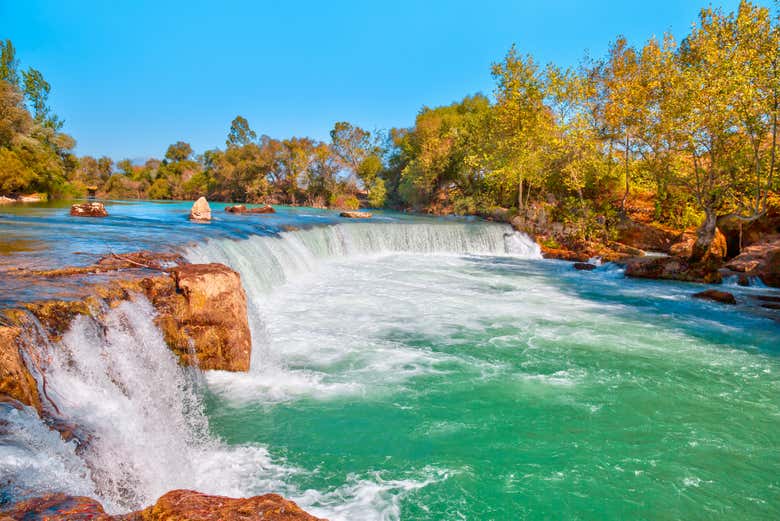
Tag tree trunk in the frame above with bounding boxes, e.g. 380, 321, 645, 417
690, 209, 717, 263
621, 132, 630, 212
517, 174, 524, 212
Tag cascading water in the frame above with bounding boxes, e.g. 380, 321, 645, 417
3, 217, 779, 521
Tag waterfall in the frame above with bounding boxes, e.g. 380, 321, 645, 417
187, 222, 540, 294
0, 298, 292, 514
0, 220, 541, 517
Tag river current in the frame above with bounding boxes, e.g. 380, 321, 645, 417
1, 201, 778, 520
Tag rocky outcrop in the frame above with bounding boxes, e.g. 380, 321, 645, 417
70, 202, 108, 217
0, 325, 41, 411
225, 204, 276, 214
692, 289, 736, 305
340, 211, 372, 218
718, 209, 780, 258
189, 197, 212, 222
163, 263, 252, 371
0, 490, 323, 521
614, 217, 680, 252
624, 256, 722, 284
122, 490, 324, 521
6, 257, 251, 372
669, 228, 726, 260
723, 234, 780, 287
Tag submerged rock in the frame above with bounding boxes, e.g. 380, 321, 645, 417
692, 289, 737, 305
70, 202, 108, 217
189, 197, 212, 222
340, 211, 372, 218
0, 490, 323, 520
226, 204, 276, 214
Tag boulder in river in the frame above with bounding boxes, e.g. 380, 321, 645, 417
624, 256, 722, 284
70, 202, 108, 217
189, 196, 212, 222
226, 204, 275, 214
692, 289, 736, 305
340, 211, 372, 218
573, 262, 597, 271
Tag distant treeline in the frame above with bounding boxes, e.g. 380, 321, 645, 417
1, 1, 778, 254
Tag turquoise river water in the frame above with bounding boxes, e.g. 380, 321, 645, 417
1, 200, 778, 520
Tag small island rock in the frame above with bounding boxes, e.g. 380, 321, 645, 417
573, 262, 597, 271
340, 211, 372, 218
692, 289, 736, 305
70, 202, 108, 217
189, 197, 211, 222
226, 204, 275, 214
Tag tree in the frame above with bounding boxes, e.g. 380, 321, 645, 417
329, 121, 376, 179
0, 40, 19, 87
22, 68, 62, 130
164, 141, 193, 162
226, 115, 257, 149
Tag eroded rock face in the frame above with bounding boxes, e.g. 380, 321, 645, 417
669, 228, 726, 260
165, 264, 252, 371
189, 197, 212, 222
9, 260, 252, 372
70, 202, 108, 217
0, 494, 111, 520
340, 211, 372, 218
624, 256, 722, 284
615, 218, 679, 252
0, 326, 41, 411
692, 289, 736, 305
724, 234, 780, 287
0, 490, 323, 521
122, 490, 325, 521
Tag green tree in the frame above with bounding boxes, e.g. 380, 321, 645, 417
226, 115, 257, 149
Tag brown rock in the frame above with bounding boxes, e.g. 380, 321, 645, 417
669, 228, 726, 260
189, 197, 211, 222
226, 204, 275, 214
122, 490, 324, 521
70, 202, 108, 217
573, 262, 597, 271
167, 263, 252, 371
692, 289, 737, 305
724, 234, 780, 287
540, 245, 590, 262
0, 325, 41, 411
615, 218, 679, 252
340, 211, 372, 218
624, 256, 722, 284
0, 493, 111, 520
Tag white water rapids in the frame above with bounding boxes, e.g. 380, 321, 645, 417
0, 221, 540, 519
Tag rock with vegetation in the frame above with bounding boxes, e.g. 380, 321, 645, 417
70, 202, 108, 217
692, 289, 737, 305
189, 197, 211, 222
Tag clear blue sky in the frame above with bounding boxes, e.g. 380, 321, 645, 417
1, 0, 771, 160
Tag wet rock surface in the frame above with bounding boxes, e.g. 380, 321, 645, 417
339, 211, 372, 218
0, 326, 41, 411
225, 204, 275, 214
70, 202, 108, 218
692, 289, 737, 305
189, 197, 212, 222
0, 490, 323, 521
624, 256, 722, 284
